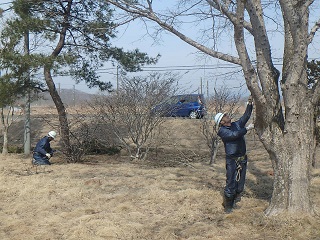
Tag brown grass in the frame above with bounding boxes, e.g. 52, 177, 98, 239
1, 110, 320, 239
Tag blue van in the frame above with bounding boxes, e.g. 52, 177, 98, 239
152, 94, 206, 119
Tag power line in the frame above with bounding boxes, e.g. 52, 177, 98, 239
95, 58, 288, 73
95, 64, 243, 73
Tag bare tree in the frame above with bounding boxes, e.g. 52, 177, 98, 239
0, 70, 26, 154
92, 72, 179, 160
0, 106, 20, 154
105, 0, 320, 216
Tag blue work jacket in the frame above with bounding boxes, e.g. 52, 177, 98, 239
217, 104, 253, 158
33, 136, 54, 157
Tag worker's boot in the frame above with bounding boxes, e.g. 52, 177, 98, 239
222, 195, 234, 213
233, 193, 242, 208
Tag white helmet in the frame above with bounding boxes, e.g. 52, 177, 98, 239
214, 113, 225, 125
48, 131, 57, 139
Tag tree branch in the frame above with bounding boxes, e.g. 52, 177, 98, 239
245, 0, 280, 104
106, 0, 241, 65
309, 18, 320, 44
233, 1, 263, 102
206, 0, 254, 34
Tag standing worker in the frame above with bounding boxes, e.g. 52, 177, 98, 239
214, 96, 254, 213
32, 131, 57, 165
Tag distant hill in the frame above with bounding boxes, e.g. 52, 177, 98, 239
31, 89, 98, 107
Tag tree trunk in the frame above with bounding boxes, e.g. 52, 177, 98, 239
1, 108, 11, 155
236, 0, 315, 215
250, 76, 316, 216
264, 104, 314, 215
44, 66, 72, 160
209, 140, 219, 165
2, 126, 9, 155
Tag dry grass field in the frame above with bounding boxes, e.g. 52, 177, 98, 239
1, 107, 320, 239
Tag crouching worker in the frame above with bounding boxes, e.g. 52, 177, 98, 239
32, 131, 57, 165
214, 96, 254, 213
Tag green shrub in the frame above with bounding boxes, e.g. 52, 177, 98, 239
0, 144, 24, 153
84, 140, 121, 155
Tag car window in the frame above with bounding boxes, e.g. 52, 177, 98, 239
181, 95, 189, 103
167, 96, 179, 104
183, 95, 202, 103
191, 95, 198, 102
187, 95, 196, 103
178, 95, 190, 103
178, 94, 189, 102
164, 94, 206, 105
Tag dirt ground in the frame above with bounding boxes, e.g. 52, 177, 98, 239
1, 111, 320, 239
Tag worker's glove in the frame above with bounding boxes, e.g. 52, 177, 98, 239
246, 123, 254, 131
247, 95, 253, 105
45, 153, 51, 159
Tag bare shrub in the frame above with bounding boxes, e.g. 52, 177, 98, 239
92, 72, 179, 160
65, 108, 121, 163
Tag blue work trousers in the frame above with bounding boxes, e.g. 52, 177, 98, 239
33, 153, 51, 165
224, 156, 247, 198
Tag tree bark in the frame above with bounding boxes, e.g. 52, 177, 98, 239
209, 139, 219, 165
44, 67, 72, 160
1, 108, 13, 155
2, 126, 8, 155
257, 99, 314, 215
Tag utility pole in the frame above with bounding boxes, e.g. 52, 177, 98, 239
23, 30, 31, 155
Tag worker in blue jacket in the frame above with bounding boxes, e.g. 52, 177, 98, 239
214, 96, 254, 213
32, 131, 57, 165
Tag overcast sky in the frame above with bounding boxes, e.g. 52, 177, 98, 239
0, 1, 319, 97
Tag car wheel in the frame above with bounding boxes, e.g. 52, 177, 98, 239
189, 111, 198, 119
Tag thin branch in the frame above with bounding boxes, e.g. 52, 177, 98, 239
309, 18, 320, 44
206, 0, 253, 34
107, 0, 241, 65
